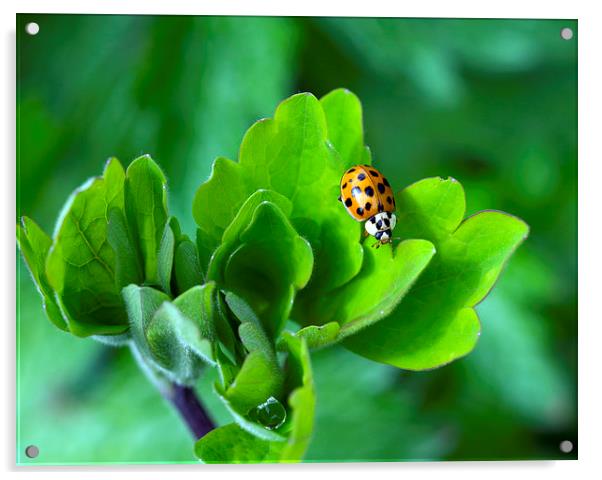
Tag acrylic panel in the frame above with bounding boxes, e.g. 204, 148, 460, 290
16, 14, 578, 465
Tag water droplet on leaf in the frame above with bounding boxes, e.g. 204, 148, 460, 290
252, 396, 286, 430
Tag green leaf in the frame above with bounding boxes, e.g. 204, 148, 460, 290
206, 189, 292, 281
320, 88, 371, 168
193, 157, 247, 270
124, 155, 168, 285
214, 349, 239, 394
45, 158, 128, 336
91, 332, 131, 347
222, 190, 293, 246
224, 290, 264, 327
213, 292, 240, 367
170, 283, 217, 345
344, 177, 529, 370
198, 336, 315, 463
156, 215, 203, 297
212, 201, 313, 338
157, 219, 176, 295
302, 239, 436, 339
147, 305, 207, 384
216, 385, 287, 442
246, 93, 363, 293
277, 335, 315, 462
173, 238, 203, 295
194, 423, 276, 464
227, 292, 284, 395
128, 283, 218, 384
280, 382, 315, 462
122, 284, 170, 360
193, 92, 366, 303
224, 351, 283, 414
107, 207, 144, 288
17, 217, 67, 330
239, 322, 275, 362
218, 292, 285, 420
225, 292, 277, 360
277, 323, 340, 351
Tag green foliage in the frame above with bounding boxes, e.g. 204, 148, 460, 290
344, 178, 529, 369
17, 217, 66, 331
194, 423, 276, 463
45, 158, 129, 336
157, 220, 176, 295
17, 88, 527, 463
210, 201, 314, 339
196, 334, 314, 463
193, 92, 365, 301
320, 88, 371, 167
301, 238, 436, 338
123, 285, 171, 362
124, 155, 168, 285
124, 284, 213, 385
278, 323, 340, 351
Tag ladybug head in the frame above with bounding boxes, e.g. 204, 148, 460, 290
374, 229, 392, 244
365, 212, 397, 241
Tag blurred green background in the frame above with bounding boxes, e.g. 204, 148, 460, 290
16, 15, 577, 463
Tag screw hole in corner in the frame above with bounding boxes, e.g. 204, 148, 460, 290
559, 440, 574, 453
560, 27, 574, 40
25, 445, 39, 459
25, 22, 40, 36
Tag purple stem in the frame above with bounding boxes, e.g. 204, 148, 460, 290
169, 384, 215, 439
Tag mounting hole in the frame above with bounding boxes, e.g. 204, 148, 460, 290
559, 440, 574, 453
25, 22, 40, 36
560, 27, 573, 40
25, 445, 39, 458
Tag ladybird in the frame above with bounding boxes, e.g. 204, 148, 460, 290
338, 164, 397, 246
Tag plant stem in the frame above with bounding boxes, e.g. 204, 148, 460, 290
129, 342, 215, 440
167, 384, 215, 439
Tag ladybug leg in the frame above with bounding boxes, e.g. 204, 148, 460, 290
363, 229, 369, 238
337, 194, 342, 202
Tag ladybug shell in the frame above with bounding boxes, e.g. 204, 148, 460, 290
339, 165, 396, 221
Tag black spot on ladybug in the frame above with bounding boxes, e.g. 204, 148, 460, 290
376, 220, 383, 229
345, 198, 353, 207
369, 170, 379, 177
370, 217, 376, 224
365, 202, 372, 211
351, 186, 362, 197
386, 196, 393, 205
356, 207, 364, 216
378, 202, 384, 212
375, 231, 384, 240
364, 186, 374, 197
347, 168, 356, 173
377, 183, 386, 194
383, 177, 390, 187
358, 173, 366, 181
384, 218, 390, 227
342, 182, 347, 189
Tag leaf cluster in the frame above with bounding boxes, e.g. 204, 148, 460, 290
17, 89, 528, 462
